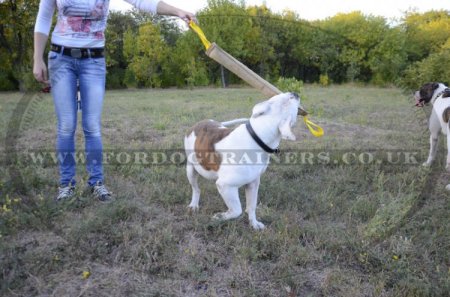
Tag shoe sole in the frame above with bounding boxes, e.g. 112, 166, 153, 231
97, 197, 113, 203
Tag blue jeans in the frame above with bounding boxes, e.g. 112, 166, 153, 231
48, 50, 106, 187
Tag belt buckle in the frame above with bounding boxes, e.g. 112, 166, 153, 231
70, 48, 82, 58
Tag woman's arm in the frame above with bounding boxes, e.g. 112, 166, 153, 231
124, 0, 195, 23
33, 0, 55, 84
34, 32, 50, 84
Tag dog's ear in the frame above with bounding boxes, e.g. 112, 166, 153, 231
432, 82, 440, 90
278, 116, 296, 140
251, 101, 271, 118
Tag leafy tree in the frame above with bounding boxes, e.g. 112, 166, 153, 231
245, 5, 277, 80
260, 10, 300, 79
130, 9, 182, 46
398, 10, 449, 89
368, 27, 408, 85
105, 11, 139, 88
197, 0, 256, 86
165, 31, 209, 87
107, 10, 183, 88
0, 1, 449, 90
319, 12, 389, 82
0, 0, 41, 90
402, 10, 450, 61
123, 23, 168, 88
400, 49, 450, 90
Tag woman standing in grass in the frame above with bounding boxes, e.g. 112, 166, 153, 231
33, 0, 195, 202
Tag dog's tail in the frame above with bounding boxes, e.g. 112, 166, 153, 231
221, 118, 248, 127
443, 107, 450, 124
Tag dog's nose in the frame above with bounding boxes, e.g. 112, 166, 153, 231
298, 107, 308, 116
291, 92, 300, 100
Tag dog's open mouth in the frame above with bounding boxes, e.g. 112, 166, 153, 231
415, 99, 425, 107
414, 92, 425, 107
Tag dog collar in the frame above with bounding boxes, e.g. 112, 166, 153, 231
434, 90, 445, 102
431, 88, 450, 104
246, 121, 280, 154
436, 88, 450, 99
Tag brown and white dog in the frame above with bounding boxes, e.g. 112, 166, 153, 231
184, 92, 306, 229
415, 82, 450, 173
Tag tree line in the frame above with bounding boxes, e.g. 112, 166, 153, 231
1, 0, 449, 91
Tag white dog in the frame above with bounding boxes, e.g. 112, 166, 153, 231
184, 92, 307, 230
415, 82, 450, 171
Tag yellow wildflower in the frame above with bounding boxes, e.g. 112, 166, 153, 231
82, 271, 91, 279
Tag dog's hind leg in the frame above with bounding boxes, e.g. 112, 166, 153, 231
424, 110, 440, 167
214, 181, 242, 221
187, 164, 201, 211
245, 177, 265, 230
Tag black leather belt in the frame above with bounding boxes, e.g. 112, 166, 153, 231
51, 44, 104, 59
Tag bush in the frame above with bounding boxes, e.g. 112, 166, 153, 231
0, 72, 17, 91
123, 67, 138, 88
399, 49, 450, 90
19, 71, 42, 92
184, 59, 209, 88
275, 77, 304, 95
106, 67, 126, 89
319, 74, 330, 86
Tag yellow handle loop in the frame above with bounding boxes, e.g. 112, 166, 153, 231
189, 20, 211, 50
303, 116, 324, 137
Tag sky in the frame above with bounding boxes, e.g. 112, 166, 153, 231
110, 0, 449, 21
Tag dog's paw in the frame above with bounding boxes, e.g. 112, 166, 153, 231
422, 161, 432, 167
187, 204, 199, 213
213, 210, 242, 221
212, 212, 226, 220
445, 184, 450, 191
251, 220, 265, 230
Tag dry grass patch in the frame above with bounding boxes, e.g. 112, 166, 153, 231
1, 85, 449, 296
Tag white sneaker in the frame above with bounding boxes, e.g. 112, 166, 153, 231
91, 182, 112, 203
55, 184, 75, 201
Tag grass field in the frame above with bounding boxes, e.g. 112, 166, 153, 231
1, 85, 449, 296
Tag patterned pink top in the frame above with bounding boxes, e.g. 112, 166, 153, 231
35, 0, 160, 48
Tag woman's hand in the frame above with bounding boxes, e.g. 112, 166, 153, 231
157, 1, 197, 24
176, 9, 197, 24
33, 57, 49, 84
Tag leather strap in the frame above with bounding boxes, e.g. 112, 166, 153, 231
51, 44, 104, 59
246, 121, 279, 154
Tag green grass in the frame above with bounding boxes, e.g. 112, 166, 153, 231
1, 85, 449, 296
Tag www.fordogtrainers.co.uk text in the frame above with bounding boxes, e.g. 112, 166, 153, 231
16, 149, 425, 166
